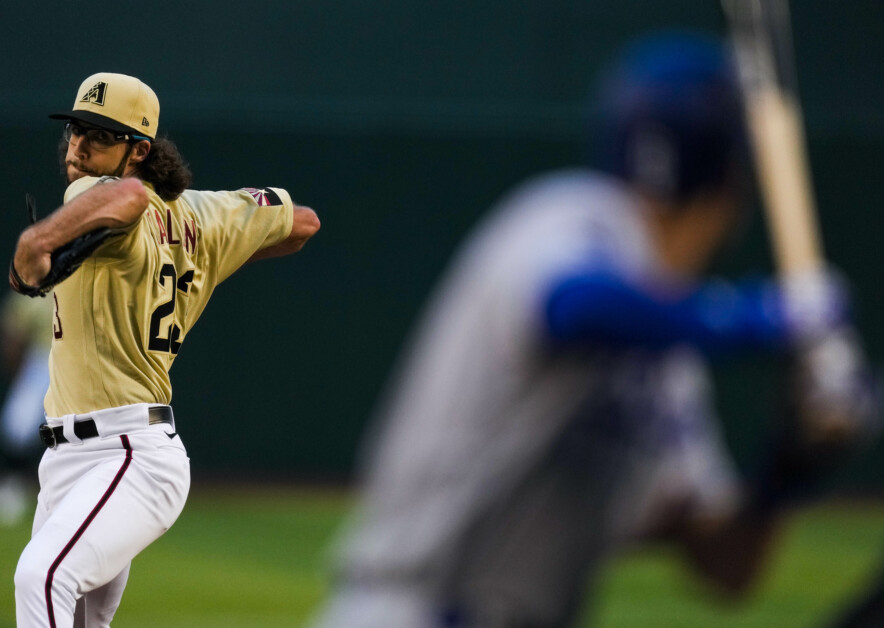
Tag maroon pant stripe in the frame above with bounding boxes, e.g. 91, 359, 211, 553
43, 435, 132, 627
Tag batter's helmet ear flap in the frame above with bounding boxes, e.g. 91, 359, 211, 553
623, 122, 681, 199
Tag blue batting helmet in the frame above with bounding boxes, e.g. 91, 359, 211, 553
592, 30, 749, 201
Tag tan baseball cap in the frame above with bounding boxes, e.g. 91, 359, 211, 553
50, 72, 159, 140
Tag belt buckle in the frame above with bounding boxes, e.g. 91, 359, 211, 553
39, 424, 57, 449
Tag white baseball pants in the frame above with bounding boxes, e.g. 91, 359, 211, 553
14, 404, 190, 628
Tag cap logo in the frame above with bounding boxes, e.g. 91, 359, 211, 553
80, 81, 107, 106
142, 117, 150, 127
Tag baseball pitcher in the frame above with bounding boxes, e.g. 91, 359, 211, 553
10, 72, 320, 627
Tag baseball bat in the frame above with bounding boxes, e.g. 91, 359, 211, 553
725, 1, 877, 447
723, 0, 823, 275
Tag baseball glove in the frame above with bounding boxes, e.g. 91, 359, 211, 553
8, 193, 121, 298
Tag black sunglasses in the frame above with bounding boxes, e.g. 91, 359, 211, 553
63, 121, 151, 148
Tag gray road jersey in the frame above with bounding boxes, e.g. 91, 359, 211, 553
336, 170, 741, 598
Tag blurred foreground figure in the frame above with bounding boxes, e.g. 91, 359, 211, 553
309, 31, 876, 628
0, 292, 52, 526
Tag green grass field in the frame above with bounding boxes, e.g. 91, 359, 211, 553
2, 485, 883, 628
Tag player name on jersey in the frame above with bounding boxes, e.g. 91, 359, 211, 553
152, 207, 197, 253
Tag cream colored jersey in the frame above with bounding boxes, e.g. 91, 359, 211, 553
44, 177, 294, 417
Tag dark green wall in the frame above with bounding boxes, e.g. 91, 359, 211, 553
1, 2, 883, 484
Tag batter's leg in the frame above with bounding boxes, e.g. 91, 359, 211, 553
439, 415, 621, 627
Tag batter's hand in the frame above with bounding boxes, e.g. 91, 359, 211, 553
778, 268, 851, 347
790, 327, 880, 449
750, 328, 880, 515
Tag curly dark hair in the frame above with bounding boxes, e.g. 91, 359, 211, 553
135, 137, 192, 201
57, 134, 192, 201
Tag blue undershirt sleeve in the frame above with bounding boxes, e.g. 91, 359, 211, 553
543, 270, 789, 358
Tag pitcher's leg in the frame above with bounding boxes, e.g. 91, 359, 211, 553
15, 445, 135, 628
74, 563, 131, 628
16, 436, 187, 628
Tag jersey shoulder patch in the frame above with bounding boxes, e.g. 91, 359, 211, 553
240, 187, 282, 206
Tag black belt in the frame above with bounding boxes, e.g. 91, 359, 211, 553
40, 406, 174, 448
